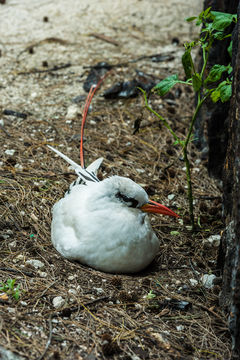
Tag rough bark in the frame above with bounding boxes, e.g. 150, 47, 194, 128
196, 1, 240, 358
195, 0, 238, 178
220, 4, 240, 357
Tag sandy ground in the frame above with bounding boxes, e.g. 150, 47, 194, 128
0, 1, 233, 360
0, 0, 203, 113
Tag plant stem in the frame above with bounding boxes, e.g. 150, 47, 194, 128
183, 92, 208, 230
183, 147, 195, 229
141, 89, 180, 143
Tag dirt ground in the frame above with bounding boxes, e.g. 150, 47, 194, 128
0, 1, 232, 359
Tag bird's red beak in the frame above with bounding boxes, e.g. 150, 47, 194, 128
140, 200, 179, 218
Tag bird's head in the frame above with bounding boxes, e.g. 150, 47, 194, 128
102, 176, 179, 218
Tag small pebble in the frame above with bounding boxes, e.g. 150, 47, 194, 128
206, 235, 221, 246
68, 275, 76, 281
31, 92, 38, 98
15, 254, 24, 261
26, 259, 45, 269
136, 168, 145, 174
68, 289, 77, 296
8, 240, 17, 248
7, 307, 16, 313
201, 274, 216, 289
66, 104, 79, 120
189, 278, 198, 286
15, 163, 23, 171
176, 325, 184, 331
52, 296, 65, 309
168, 194, 175, 200
93, 287, 104, 295
5, 149, 15, 156
39, 271, 48, 278
20, 301, 28, 306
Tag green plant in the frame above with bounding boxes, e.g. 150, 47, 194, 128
0, 278, 21, 300
140, 8, 237, 230
146, 290, 157, 299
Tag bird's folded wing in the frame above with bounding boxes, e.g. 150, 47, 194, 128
86, 157, 103, 175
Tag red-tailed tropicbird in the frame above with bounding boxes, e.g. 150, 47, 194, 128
48, 145, 179, 273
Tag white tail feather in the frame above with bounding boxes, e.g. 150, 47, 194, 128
47, 145, 102, 183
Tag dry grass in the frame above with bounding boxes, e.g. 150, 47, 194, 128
0, 60, 230, 359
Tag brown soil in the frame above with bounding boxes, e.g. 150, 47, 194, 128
0, 1, 231, 359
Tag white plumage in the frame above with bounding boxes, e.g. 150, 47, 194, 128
48, 145, 178, 273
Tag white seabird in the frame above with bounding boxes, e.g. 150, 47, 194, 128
48, 145, 179, 273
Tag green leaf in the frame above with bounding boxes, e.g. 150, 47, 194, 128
227, 65, 233, 75
185, 16, 197, 22
211, 89, 221, 103
147, 290, 156, 299
204, 7, 212, 17
192, 73, 202, 92
211, 81, 232, 103
219, 83, 232, 102
182, 49, 193, 79
7, 279, 15, 290
154, 74, 180, 96
173, 139, 185, 147
170, 231, 180, 236
211, 11, 237, 31
205, 64, 228, 84
213, 31, 232, 40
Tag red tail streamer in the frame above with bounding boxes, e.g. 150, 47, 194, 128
80, 71, 110, 168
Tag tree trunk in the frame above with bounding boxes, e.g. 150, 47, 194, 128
197, 1, 240, 358
195, 0, 238, 178
220, 4, 240, 358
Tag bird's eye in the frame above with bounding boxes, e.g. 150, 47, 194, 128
115, 192, 138, 208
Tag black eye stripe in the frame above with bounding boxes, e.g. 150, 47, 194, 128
115, 192, 138, 208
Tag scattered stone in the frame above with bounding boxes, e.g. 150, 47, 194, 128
176, 325, 184, 331
8, 240, 17, 248
167, 194, 175, 200
14, 163, 23, 171
1, 234, 10, 240
52, 296, 65, 309
7, 307, 16, 313
189, 278, 198, 286
93, 287, 104, 295
14, 254, 24, 261
68, 275, 76, 280
20, 301, 28, 306
4, 149, 15, 156
68, 289, 77, 296
0, 345, 25, 360
205, 234, 221, 246
26, 259, 45, 269
39, 271, 48, 278
201, 274, 216, 289
66, 104, 79, 120
136, 168, 145, 174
